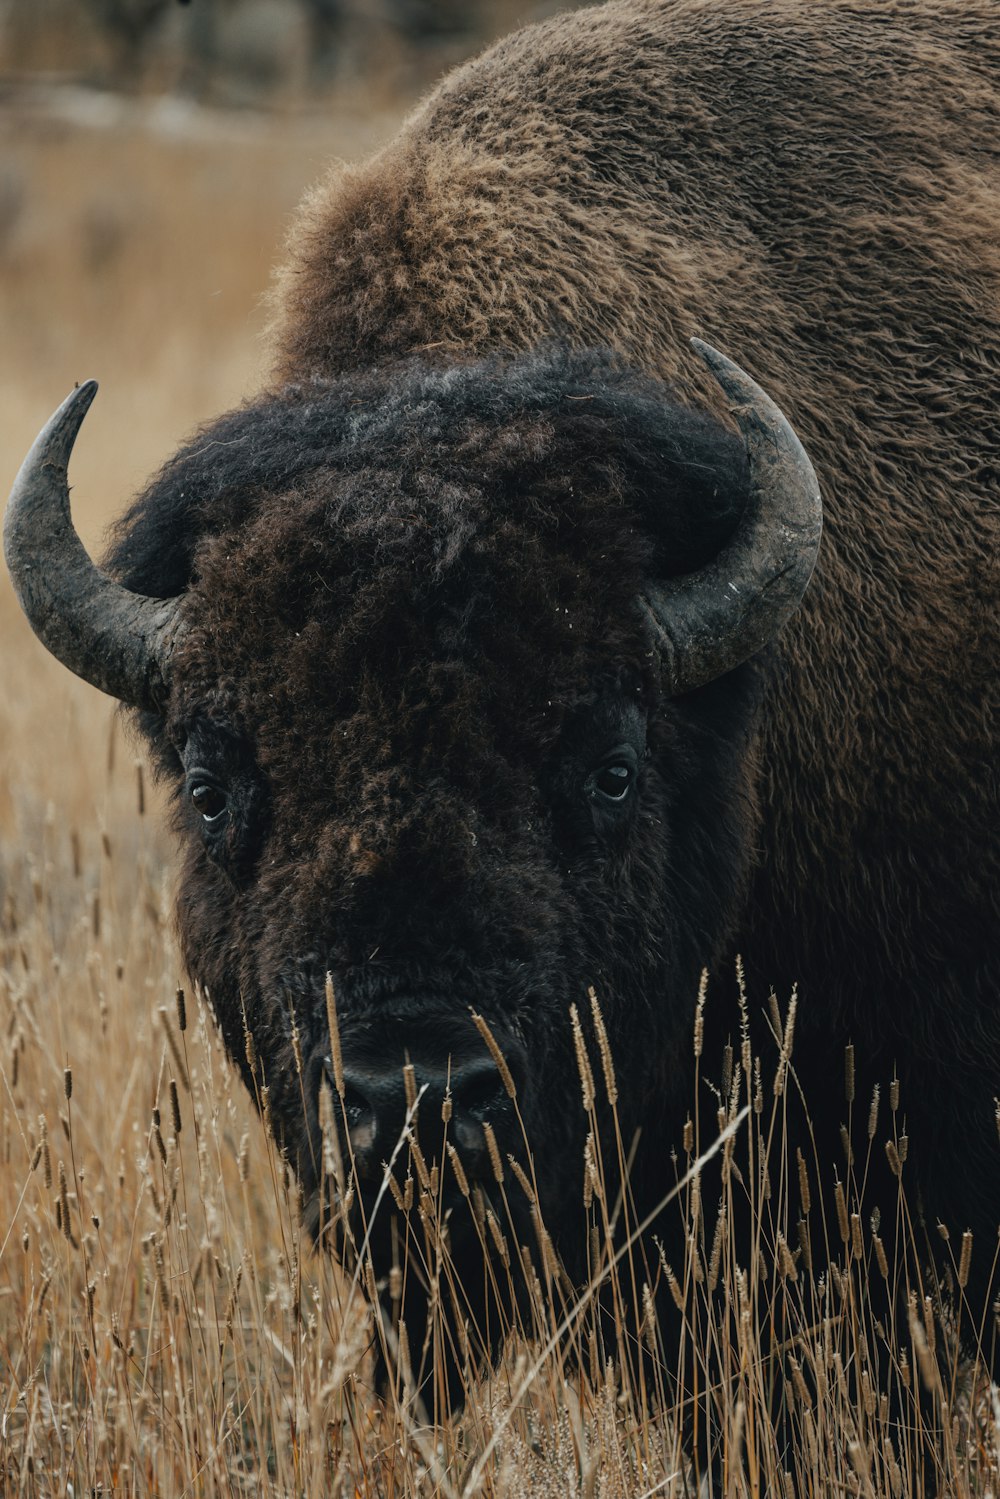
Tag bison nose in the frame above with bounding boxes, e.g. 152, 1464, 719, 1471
332, 1051, 523, 1185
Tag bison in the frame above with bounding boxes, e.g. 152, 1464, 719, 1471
6, 0, 999, 1437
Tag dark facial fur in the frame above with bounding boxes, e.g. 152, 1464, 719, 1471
106, 347, 762, 1345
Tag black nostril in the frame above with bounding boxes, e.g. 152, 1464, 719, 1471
329, 1065, 401, 1173
451, 1058, 514, 1121
340, 1080, 378, 1154
448, 1053, 523, 1163
464, 1031, 527, 1106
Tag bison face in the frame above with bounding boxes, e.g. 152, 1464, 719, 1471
5, 344, 819, 1370
169, 506, 682, 1234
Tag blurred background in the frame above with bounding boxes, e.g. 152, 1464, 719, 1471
1, 0, 583, 105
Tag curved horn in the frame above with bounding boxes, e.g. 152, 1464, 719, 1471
4, 382, 183, 712
642, 340, 822, 694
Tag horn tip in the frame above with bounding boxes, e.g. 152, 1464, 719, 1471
36, 380, 100, 446
71, 379, 99, 410
48, 380, 100, 449
689, 337, 736, 382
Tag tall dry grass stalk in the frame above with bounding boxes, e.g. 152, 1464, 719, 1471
1, 98, 999, 1499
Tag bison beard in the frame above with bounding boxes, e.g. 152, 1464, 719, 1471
5, 0, 1000, 1453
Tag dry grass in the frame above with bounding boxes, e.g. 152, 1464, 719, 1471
1, 92, 998, 1498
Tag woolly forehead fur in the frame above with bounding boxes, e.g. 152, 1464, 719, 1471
111, 345, 747, 766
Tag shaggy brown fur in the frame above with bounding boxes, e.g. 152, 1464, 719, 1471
272, 0, 1000, 1268
103, 0, 998, 1428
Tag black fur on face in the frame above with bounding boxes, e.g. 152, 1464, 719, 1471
106, 345, 764, 1356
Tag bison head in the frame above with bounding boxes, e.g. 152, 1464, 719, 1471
5, 343, 819, 1380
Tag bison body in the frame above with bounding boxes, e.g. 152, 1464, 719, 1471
7, 0, 999, 1418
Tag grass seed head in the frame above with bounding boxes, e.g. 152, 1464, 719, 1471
797, 1148, 811, 1216
482, 1120, 504, 1184
797, 1217, 812, 1275
39, 1115, 52, 1190
289, 1011, 304, 1075
587, 986, 617, 1105
58, 1160, 72, 1239
835, 1179, 849, 1244
508, 1154, 535, 1203
709, 1206, 727, 1289
873, 1234, 889, 1279
386, 1169, 406, 1212
486, 1208, 509, 1265
789, 1356, 811, 1409
664, 1261, 685, 1311
774, 989, 797, 1094
446, 1143, 470, 1198
694, 969, 707, 1057
243, 1016, 257, 1077
721, 1042, 733, 1101
406, 1130, 431, 1192
570, 1002, 595, 1113
867, 1084, 880, 1139
839, 1123, 853, 1168
470, 1011, 517, 1099
402, 1062, 418, 1113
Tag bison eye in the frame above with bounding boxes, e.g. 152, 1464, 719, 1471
595, 763, 633, 800
591, 749, 638, 804
190, 781, 228, 825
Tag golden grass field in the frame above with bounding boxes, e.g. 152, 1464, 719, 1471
1, 78, 998, 1498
